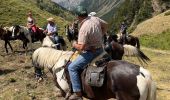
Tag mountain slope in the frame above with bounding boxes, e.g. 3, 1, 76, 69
52, 0, 170, 32
0, 0, 74, 35
132, 10, 170, 36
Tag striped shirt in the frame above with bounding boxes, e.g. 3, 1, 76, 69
78, 16, 106, 50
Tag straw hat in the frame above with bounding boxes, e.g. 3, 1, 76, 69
47, 17, 54, 22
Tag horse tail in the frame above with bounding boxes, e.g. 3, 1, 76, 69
123, 45, 150, 64
136, 37, 140, 49
147, 79, 157, 100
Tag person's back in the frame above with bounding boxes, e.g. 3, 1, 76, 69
79, 16, 103, 50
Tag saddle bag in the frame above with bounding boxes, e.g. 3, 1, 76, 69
85, 65, 106, 87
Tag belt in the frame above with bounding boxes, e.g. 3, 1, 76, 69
86, 46, 102, 52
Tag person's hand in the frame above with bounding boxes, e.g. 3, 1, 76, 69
72, 41, 77, 47
47, 32, 52, 36
44, 30, 47, 33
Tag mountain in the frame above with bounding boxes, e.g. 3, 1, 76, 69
52, 0, 170, 32
0, 0, 74, 35
52, 0, 83, 10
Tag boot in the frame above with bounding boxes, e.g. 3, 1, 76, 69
69, 92, 82, 100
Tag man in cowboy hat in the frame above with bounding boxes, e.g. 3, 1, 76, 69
68, 6, 108, 100
45, 17, 60, 48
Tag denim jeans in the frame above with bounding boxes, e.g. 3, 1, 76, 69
68, 48, 104, 92
50, 35, 59, 44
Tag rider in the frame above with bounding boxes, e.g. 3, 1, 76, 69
120, 21, 128, 45
68, 6, 108, 100
45, 17, 60, 48
27, 11, 37, 40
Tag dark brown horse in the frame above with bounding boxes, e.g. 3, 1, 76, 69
118, 34, 140, 49
104, 34, 150, 64
13, 25, 46, 43
0, 25, 29, 53
32, 47, 156, 100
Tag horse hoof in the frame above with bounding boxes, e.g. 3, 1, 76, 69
37, 77, 43, 83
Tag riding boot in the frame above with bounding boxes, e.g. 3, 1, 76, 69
69, 92, 83, 100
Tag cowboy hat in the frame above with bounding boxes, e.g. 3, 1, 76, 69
47, 17, 54, 22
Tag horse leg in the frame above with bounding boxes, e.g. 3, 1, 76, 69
7, 41, 13, 53
136, 38, 140, 49
4, 40, 9, 53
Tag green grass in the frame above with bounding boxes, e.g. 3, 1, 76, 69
140, 29, 170, 50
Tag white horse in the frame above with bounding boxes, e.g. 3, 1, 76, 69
32, 47, 156, 100
42, 36, 67, 50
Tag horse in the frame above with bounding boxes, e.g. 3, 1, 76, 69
12, 25, 46, 53
42, 35, 67, 50
65, 24, 78, 42
13, 25, 46, 43
0, 25, 30, 53
104, 34, 150, 64
117, 33, 140, 49
32, 47, 156, 100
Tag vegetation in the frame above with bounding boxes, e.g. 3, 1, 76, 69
140, 29, 170, 50
108, 0, 153, 33
0, 0, 74, 35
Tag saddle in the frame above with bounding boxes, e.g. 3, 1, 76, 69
62, 51, 111, 99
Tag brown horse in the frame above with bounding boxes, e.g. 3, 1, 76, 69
13, 25, 46, 43
32, 47, 156, 100
104, 34, 150, 64
0, 25, 29, 53
117, 34, 140, 49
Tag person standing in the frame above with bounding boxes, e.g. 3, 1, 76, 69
68, 6, 108, 100
120, 21, 128, 45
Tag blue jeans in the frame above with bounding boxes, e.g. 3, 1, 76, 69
50, 35, 59, 43
68, 48, 103, 92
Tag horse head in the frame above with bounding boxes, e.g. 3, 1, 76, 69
12, 25, 21, 37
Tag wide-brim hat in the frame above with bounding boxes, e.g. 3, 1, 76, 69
47, 17, 54, 22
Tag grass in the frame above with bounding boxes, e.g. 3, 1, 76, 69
140, 29, 170, 50
123, 47, 170, 100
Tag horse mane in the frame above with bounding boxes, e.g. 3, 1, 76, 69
32, 47, 73, 71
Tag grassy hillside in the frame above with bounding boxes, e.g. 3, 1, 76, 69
0, 0, 74, 35
131, 10, 170, 50
132, 10, 170, 36
140, 29, 170, 50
